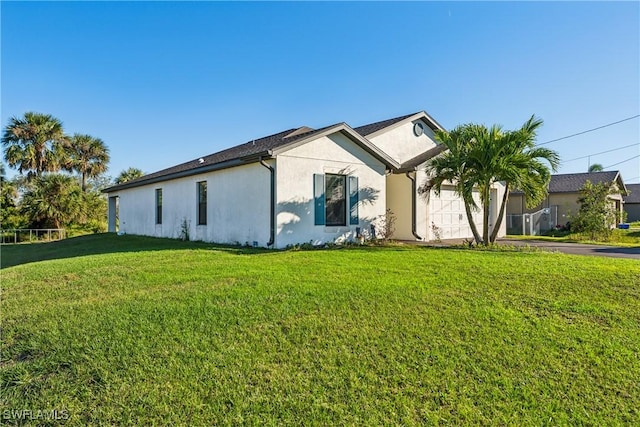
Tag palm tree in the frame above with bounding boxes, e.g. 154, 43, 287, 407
20, 174, 83, 228
427, 125, 483, 244
427, 116, 559, 245
65, 133, 110, 191
115, 167, 144, 184
2, 112, 68, 178
484, 116, 560, 243
464, 123, 508, 244
588, 163, 604, 173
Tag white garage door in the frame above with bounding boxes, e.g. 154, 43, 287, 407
429, 186, 482, 240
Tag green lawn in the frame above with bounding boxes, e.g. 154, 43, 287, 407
2, 235, 639, 425
507, 227, 640, 247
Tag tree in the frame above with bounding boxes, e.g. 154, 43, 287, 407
20, 174, 83, 229
427, 125, 483, 244
588, 163, 604, 173
427, 116, 559, 245
64, 133, 110, 191
2, 112, 68, 178
481, 116, 560, 243
0, 177, 25, 229
115, 167, 144, 184
571, 180, 616, 240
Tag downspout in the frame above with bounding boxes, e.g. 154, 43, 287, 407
405, 171, 423, 240
259, 157, 275, 247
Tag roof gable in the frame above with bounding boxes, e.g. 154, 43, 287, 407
353, 110, 445, 138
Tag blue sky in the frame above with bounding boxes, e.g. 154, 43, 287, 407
2, 1, 639, 183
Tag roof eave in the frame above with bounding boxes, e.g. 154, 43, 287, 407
102, 152, 274, 193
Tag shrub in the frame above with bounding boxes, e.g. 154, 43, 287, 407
571, 180, 616, 240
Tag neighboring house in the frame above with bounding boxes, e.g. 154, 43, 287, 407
104, 112, 506, 248
623, 183, 640, 222
507, 171, 628, 227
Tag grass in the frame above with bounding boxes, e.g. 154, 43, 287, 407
2, 234, 639, 425
507, 228, 640, 247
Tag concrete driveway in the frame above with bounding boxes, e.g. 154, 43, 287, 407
497, 238, 640, 260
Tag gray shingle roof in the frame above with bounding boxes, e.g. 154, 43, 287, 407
511, 171, 624, 195
353, 113, 418, 136
548, 171, 620, 193
624, 184, 640, 203
104, 111, 440, 193
398, 144, 448, 172
104, 125, 335, 192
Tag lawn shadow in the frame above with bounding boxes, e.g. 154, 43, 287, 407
592, 246, 640, 257
0, 233, 272, 269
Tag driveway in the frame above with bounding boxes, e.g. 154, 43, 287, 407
407, 238, 640, 259
496, 238, 640, 259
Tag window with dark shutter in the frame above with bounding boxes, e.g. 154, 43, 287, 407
348, 176, 358, 225
314, 174, 325, 225
325, 174, 346, 226
197, 181, 207, 225
155, 189, 162, 225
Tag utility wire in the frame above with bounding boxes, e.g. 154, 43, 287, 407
561, 142, 639, 163
537, 114, 640, 146
603, 155, 640, 169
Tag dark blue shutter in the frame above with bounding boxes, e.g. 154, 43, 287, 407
349, 176, 359, 225
314, 174, 325, 225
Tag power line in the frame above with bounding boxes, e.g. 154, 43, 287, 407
561, 143, 639, 163
537, 114, 640, 146
603, 155, 640, 169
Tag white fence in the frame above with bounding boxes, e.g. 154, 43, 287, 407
507, 206, 558, 236
0, 229, 67, 244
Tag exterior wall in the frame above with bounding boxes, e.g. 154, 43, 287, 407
506, 194, 525, 215
110, 163, 271, 245
275, 133, 387, 248
387, 171, 506, 242
367, 119, 438, 164
625, 203, 640, 222
386, 173, 415, 240
507, 192, 625, 227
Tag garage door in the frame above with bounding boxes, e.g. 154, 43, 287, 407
429, 186, 482, 240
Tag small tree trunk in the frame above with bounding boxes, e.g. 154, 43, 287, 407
482, 185, 490, 245
82, 172, 87, 192
490, 183, 509, 243
464, 199, 483, 244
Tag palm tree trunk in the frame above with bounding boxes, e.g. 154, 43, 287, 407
464, 199, 483, 244
82, 172, 87, 192
490, 182, 509, 243
482, 185, 490, 245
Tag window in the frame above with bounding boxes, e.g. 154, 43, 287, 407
325, 174, 346, 226
155, 189, 162, 225
197, 181, 207, 225
314, 174, 358, 226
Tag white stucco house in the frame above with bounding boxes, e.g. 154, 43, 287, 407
104, 111, 506, 248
